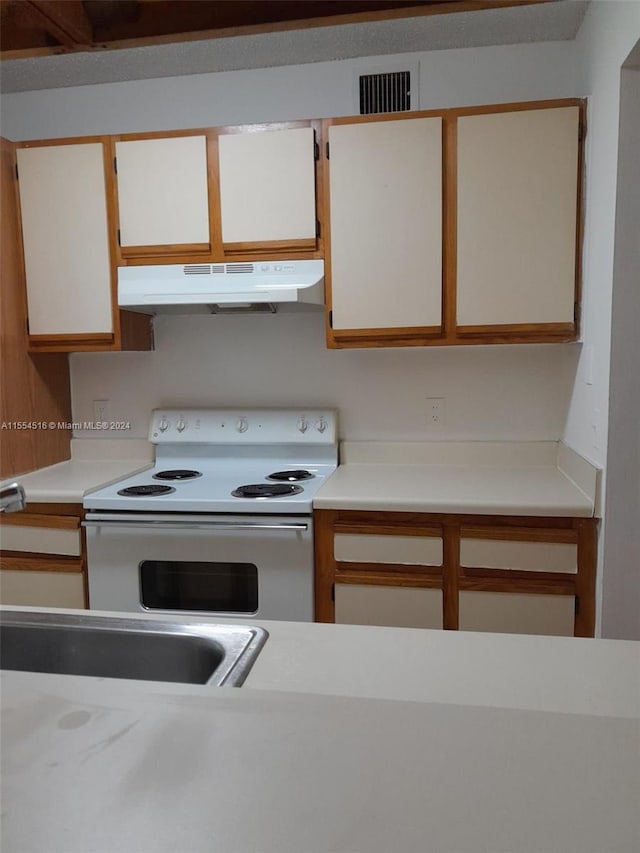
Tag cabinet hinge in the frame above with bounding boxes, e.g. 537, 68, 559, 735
328, 310, 333, 329
313, 132, 320, 161
575, 597, 580, 616
578, 122, 586, 142
117, 228, 121, 246
574, 301, 580, 324
113, 156, 117, 175
331, 583, 335, 603
325, 141, 330, 160
26, 318, 30, 335
316, 219, 321, 238
15, 161, 19, 180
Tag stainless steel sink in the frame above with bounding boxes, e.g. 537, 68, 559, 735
0, 610, 268, 686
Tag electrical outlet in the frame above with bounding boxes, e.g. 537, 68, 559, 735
426, 397, 445, 430
93, 399, 111, 424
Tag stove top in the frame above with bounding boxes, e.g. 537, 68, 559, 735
84, 408, 338, 514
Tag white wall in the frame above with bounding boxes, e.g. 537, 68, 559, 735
0, 39, 583, 445
70, 316, 579, 442
601, 65, 640, 640
566, 2, 640, 635
564, 2, 640, 467
0, 41, 577, 138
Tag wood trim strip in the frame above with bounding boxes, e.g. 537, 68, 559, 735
574, 518, 597, 637
442, 523, 459, 629
442, 114, 457, 342
222, 238, 317, 255
334, 522, 442, 537
119, 243, 211, 258
336, 571, 442, 590
332, 511, 575, 529
23, 502, 84, 516
336, 561, 442, 576
207, 132, 225, 259
460, 567, 577, 589
314, 509, 336, 622
459, 577, 575, 595
0, 513, 80, 530
573, 103, 587, 338
456, 323, 576, 337
460, 526, 578, 544
28, 333, 114, 344
0, 552, 83, 573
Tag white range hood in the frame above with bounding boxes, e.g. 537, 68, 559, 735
118, 260, 324, 314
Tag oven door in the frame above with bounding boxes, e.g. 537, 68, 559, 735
84, 513, 314, 622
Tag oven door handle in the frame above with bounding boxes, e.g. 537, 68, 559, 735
82, 516, 309, 532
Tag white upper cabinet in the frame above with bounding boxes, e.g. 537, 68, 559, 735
217, 126, 317, 246
327, 116, 443, 334
115, 135, 210, 250
456, 106, 580, 328
16, 143, 113, 336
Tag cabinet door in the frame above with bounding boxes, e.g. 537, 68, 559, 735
326, 116, 443, 344
459, 591, 575, 636
218, 126, 317, 249
16, 143, 114, 336
456, 106, 580, 333
0, 570, 85, 608
335, 584, 443, 629
115, 135, 210, 253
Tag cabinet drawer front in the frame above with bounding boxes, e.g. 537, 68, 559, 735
457, 106, 579, 326
328, 117, 442, 330
460, 539, 577, 573
335, 533, 442, 566
459, 591, 574, 636
335, 584, 442, 629
16, 143, 113, 336
0, 525, 81, 557
218, 127, 316, 243
116, 136, 210, 246
0, 570, 85, 609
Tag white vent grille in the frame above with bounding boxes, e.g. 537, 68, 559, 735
183, 265, 211, 275
211, 264, 225, 274
359, 71, 411, 115
226, 263, 254, 274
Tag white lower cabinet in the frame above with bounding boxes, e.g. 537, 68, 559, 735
335, 585, 443, 629
458, 591, 575, 637
0, 570, 85, 609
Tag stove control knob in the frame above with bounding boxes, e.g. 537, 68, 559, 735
316, 417, 327, 434
176, 418, 186, 433
237, 417, 248, 433
297, 416, 308, 434
158, 417, 170, 433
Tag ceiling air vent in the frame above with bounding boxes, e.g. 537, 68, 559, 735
359, 70, 411, 115
226, 263, 254, 274
184, 265, 210, 275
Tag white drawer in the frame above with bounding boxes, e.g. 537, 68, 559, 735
0, 570, 85, 609
0, 524, 81, 557
334, 533, 442, 566
335, 584, 443, 629
460, 538, 577, 573
459, 591, 574, 636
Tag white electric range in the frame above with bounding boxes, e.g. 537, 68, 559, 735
83, 408, 337, 622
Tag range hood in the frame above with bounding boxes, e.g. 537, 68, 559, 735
118, 260, 324, 315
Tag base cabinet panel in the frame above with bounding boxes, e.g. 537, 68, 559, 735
335, 584, 443, 629
0, 570, 85, 609
459, 591, 575, 637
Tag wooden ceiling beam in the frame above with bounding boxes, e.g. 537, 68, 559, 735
25, 1, 93, 48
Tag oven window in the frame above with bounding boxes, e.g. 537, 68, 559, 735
140, 561, 258, 613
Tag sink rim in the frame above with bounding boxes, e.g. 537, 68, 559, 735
0, 609, 268, 687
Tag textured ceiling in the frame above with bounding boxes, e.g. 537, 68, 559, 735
0, 1, 588, 93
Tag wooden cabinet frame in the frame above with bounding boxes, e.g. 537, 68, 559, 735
15, 136, 153, 353
0, 502, 88, 608
322, 98, 586, 349
314, 509, 597, 637
112, 120, 325, 266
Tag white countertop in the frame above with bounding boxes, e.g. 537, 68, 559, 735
1, 608, 638, 853
1, 439, 153, 504
314, 440, 597, 516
